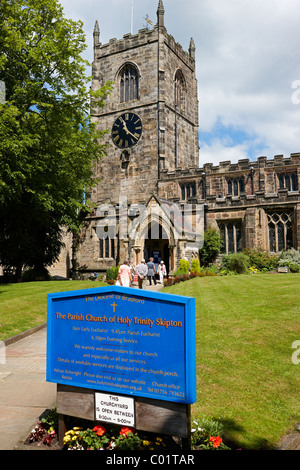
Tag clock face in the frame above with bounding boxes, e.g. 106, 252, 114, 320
112, 112, 142, 149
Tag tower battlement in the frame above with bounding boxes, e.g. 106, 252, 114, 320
94, 25, 195, 71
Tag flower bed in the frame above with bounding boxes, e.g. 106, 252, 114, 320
25, 408, 232, 451
63, 425, 175, 451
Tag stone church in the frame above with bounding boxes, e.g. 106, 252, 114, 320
55, 0, 300, 278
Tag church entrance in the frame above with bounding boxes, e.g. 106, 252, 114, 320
143, 222, 170, 275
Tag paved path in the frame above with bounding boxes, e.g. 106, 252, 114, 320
0, 326, 56, 450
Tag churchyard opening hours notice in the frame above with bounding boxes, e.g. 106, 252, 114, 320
47, 286, 196, 404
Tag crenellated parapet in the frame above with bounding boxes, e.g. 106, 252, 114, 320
93, 24, 195, 71
158, 153, 300, 204
94, 27, 159, 60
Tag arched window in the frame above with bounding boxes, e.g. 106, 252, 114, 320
267, 212, 293, 252
174, 70, 185, 111
119, 64, 139, 103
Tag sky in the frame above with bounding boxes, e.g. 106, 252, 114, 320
59, 0, 300, 167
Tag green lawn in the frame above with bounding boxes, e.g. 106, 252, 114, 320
0, 280, 106, 340
0, 275, 299, 449
164, 274, 300, 449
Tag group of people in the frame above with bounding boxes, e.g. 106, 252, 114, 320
117, 258, 167, 289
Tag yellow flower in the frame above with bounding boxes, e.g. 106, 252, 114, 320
156, 437, 163, 442
63, 435, 71, 443
142, 440, 151, 446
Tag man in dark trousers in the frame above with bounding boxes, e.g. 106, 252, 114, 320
136, 259, 148, 289
147, 257, 157, 286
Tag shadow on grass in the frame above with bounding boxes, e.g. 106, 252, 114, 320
0, 284, 10, 294
219, 417, 274, 450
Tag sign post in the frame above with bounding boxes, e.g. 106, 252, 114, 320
46, 286, 196, 447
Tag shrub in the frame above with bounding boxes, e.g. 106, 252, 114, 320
199, 228, 222, 266
164, 277, 174, 287
173, 275, 182, 284
243, 249, 279, 272
221, 252, 250, 274
278, 249, 300, 271
22, 268, 50, 282
106, 266, 119, 281
189, 271, 199, 279
190, 258, 200, 274
205, 264, 219, 275
289, 264, 300, 273
173, 259, 189, 275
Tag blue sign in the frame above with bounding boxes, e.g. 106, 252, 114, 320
46, 286, 196, 404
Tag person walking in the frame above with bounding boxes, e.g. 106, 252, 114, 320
136, 259, 148, 289
117, 260, 132, 287
147, 257, 157, 286
129, 259, 136, 285
157, 260, 167, 284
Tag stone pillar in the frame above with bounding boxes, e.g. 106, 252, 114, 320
169, 244, 176, 272
244, 208, 257, 250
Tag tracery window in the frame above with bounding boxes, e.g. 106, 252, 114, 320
218, 220, 243, 254
267, 212, 293, 252
119, 64, 139, 103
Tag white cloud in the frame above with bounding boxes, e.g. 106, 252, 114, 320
200, 140, 251, 167
59, 0, 300, 164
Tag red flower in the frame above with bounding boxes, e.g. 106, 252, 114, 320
93, 425, 106, 436
120, 426, 135, 438
43, 435, 52, 446
209, 436, 222, 448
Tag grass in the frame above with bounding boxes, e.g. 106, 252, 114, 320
163, 273, 300, 449
0, 274, 299, 449
0, 280, 106, 341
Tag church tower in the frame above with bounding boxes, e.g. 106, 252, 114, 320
76, 1, 199, 273
90, 0, 198, 205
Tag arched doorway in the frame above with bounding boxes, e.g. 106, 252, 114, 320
143, 222, 170, 275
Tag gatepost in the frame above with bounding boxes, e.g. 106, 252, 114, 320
46, 286, 196, 449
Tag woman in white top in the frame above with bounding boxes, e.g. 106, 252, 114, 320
118, 260, 131, 287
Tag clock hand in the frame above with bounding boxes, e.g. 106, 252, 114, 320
127, 129, 138, 139
120, 117, 138, 139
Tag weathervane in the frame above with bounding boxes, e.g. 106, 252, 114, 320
144, 14, 153, 30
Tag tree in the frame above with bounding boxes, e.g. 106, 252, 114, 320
199, 227, 222, 266
0, 0, 113, 278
